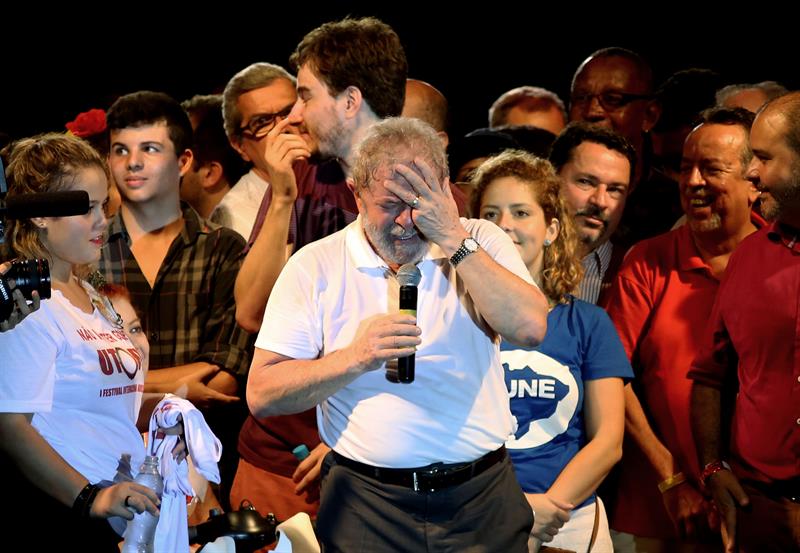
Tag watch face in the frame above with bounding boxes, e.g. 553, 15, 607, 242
465, 238, 479, 252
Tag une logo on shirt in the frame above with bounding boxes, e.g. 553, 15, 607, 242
502, 350, 579, 449
507, 372, 560, 400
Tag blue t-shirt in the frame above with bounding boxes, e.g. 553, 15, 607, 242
502, 297, 632, 508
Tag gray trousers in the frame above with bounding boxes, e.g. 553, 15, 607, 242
316, 451, 533, 553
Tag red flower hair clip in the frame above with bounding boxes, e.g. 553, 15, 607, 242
65, 108, 107, 138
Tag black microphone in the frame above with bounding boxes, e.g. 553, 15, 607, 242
1, 191, 90, 218
396, 263, 421, 384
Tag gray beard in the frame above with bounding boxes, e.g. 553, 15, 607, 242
362, 215, 428, 267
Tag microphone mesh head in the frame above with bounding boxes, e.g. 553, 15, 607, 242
397, 263, 421, 287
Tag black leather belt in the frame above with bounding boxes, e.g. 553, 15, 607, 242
332, 446, 506, 493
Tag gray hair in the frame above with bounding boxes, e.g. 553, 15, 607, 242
222, 62, 296, 139
488, 86, 566, 128
351, 117, 448, 193
715, 81, 788, 107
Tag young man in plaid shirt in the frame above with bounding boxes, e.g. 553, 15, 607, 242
99, 91, 252, 495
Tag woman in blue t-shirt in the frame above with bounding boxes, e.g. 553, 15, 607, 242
473, 150, 631, 552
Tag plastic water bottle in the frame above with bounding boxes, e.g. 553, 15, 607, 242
122, 455, 163, 553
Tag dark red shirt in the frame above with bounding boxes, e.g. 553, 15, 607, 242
689, 221, 800, 483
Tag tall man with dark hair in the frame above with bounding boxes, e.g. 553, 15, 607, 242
99, 91, 251, 497
549, 122, 636, 304
234, 17, 411, 330
285, 16, 408, 167
689, 93, 800, 553
248, 117, 548, 552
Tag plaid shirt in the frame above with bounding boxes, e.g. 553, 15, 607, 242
98, 204, 252, 378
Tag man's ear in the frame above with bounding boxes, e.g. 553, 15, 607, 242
642, 99, 662, 133
342, 86, 363, 119
229, 137, 251, 163
202, 162, 225, 191
346, 177, 365, 211
178, 149, 194, 177
746, 181, 760, 207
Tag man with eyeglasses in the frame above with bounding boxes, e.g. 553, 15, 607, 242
220, 62, 316, 242
570, 48, 683, 249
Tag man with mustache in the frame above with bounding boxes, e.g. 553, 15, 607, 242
549, 122, 636, 304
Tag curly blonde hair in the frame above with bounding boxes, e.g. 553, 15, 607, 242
471, 149, 583, 304
3, 133, 106, 267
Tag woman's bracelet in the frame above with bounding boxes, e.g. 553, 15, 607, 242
657, 471, 687, 493
72, 482, 101, 518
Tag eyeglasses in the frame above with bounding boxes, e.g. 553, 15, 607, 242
570, 91, 652, 111
238, 104, 295, 139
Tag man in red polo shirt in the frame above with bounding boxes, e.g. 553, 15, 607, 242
604, 107, 761, 551
689, 92, 800, 553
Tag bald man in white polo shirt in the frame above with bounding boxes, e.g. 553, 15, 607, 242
247, 118, 548, 552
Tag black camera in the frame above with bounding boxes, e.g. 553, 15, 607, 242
0, 259, 51, 322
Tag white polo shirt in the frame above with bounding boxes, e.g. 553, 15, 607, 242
256, 217, 535, 467
210, 169, 269, 240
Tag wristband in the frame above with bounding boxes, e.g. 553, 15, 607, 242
72, 482, 101, 518
701, 460, 731, 487
657, 471, 687, 493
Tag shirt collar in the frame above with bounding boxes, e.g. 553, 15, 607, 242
676, 225, 712, 273
582, 240, 613, 275
107, 202, 206, 246
766, 220, 800, 252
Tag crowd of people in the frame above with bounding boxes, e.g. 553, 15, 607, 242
0, 15, 797, 553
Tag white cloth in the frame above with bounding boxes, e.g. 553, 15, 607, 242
274, 512, 320, 553
0, 284, 145, 483
532, 497, 612, 553
210, 169, 270, 240
149, 395, 222, 553
199, 536, 236, 553
257, 217, 535, 467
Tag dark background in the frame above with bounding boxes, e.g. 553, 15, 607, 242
2, 6, 797, 142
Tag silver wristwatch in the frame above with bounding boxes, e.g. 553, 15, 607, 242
450, 237, 479, 266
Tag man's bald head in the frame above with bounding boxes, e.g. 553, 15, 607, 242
401, 79, 448, 134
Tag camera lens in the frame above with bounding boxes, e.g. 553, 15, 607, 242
0, 258, 51, 323
10, 259, 52, 300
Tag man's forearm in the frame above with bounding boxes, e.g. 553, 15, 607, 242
454, 249, 548, 347
247, 347, 365, 417
625, 383, 679, 480
234, 199, 294, 333
690, 382, 724, 466
144, 362, 218, 392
